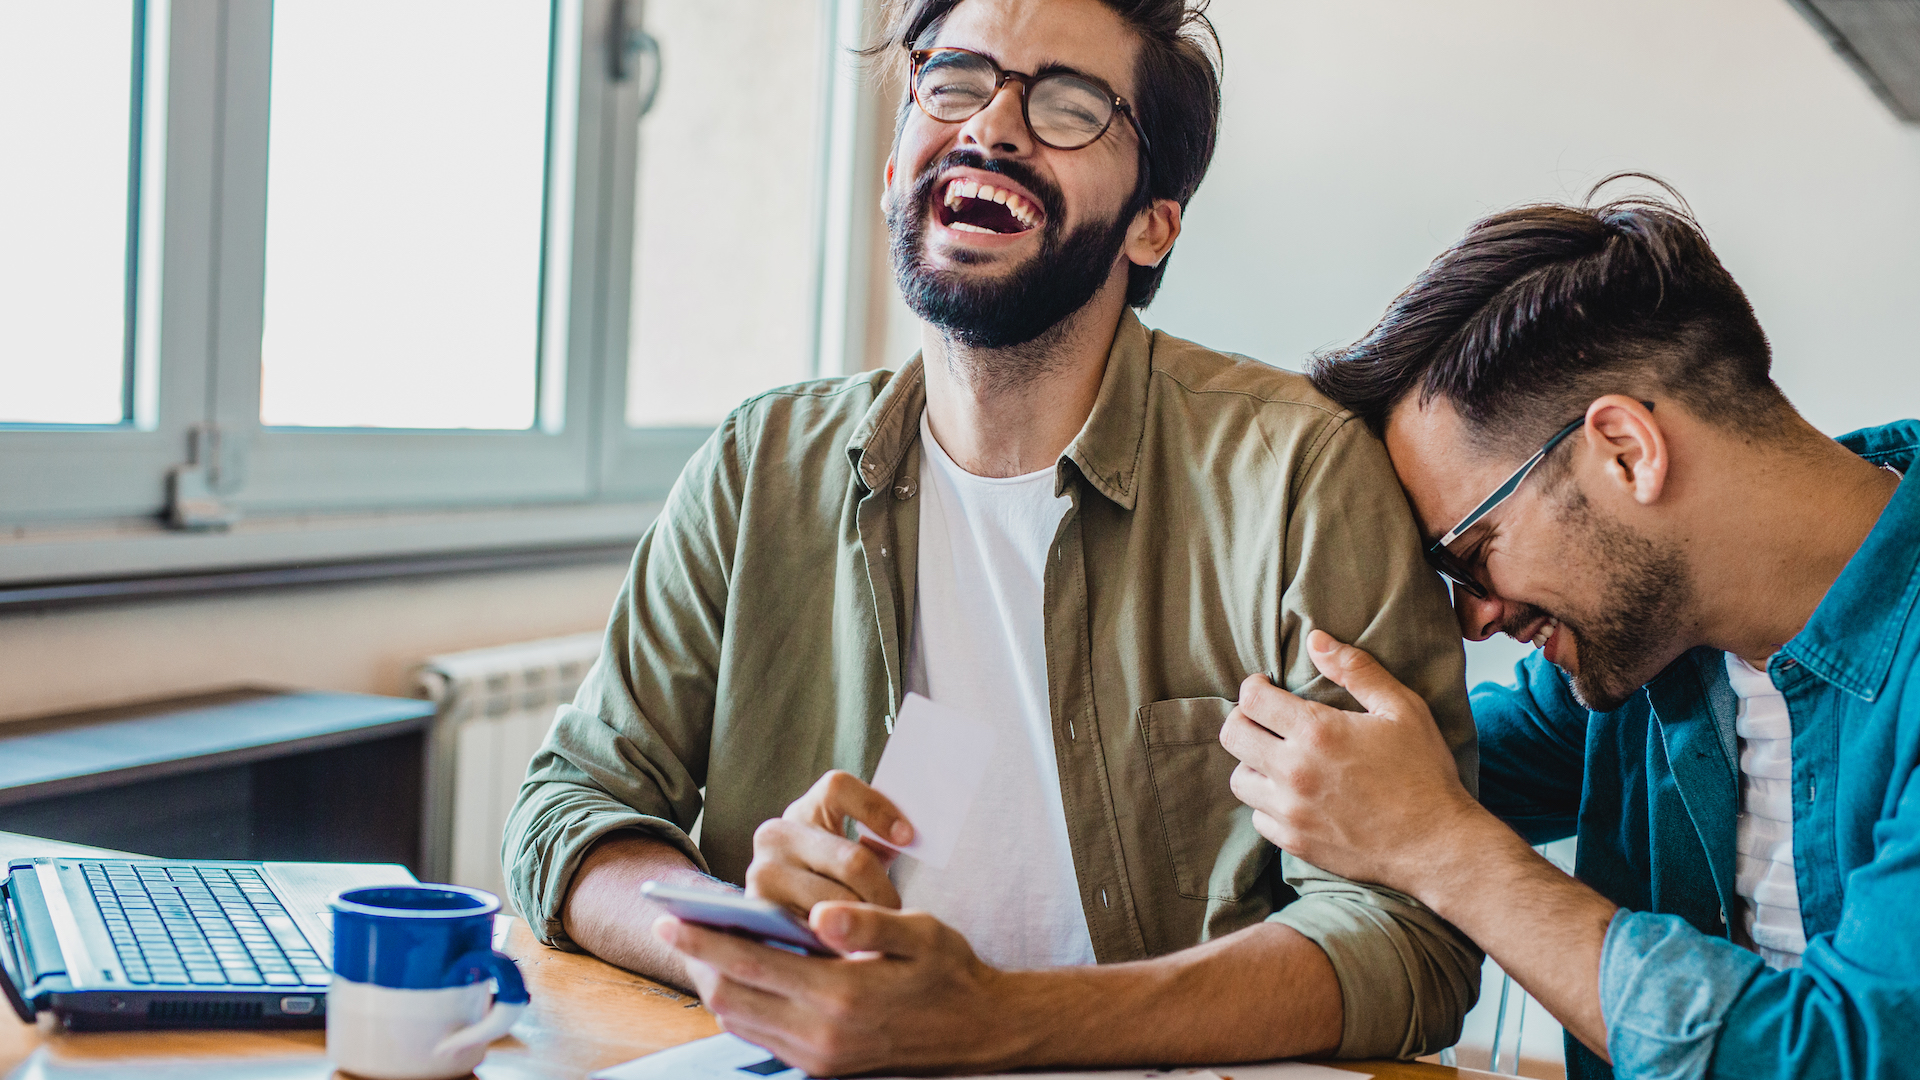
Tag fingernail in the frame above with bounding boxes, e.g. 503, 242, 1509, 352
825, 909, 852, 939
891, 821, 913, 844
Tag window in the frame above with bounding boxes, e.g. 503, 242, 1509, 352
0, 0, 890, 584
0, 1, 148, 427
258, 1, 556, 432
624, 0, 830, 429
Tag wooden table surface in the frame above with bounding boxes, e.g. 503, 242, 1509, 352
0, 831, 1493, 1079
1, 920, 1493, 1079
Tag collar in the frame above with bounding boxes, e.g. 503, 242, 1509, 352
846, 356, 927, 494
1059, 308, 1154, 510
1778, 420, 1920, 702
844, 310, 1156, 509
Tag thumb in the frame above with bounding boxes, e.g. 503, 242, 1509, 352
811, 902, 938, 959
1306, 629, 1425, 720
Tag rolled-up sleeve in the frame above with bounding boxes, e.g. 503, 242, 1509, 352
501, 414, 746, 946
1266, 416, 1484, 1059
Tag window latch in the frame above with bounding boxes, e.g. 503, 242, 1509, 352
610, 0, 662, 117
165, 424, 243, 531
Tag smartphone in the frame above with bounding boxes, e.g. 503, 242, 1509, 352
641, 881, 835, 958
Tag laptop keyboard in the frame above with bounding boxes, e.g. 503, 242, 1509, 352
80, 862, 330, 988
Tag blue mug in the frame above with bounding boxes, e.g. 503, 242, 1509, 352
326, 885, 530, 1080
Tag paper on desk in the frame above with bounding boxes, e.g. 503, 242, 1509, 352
879, 1063, 1364, 1080
591, 1034, 1368, 1080
590, 1033, 802, 1078
853, 692, 997, 870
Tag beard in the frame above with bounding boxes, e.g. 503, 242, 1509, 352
887, 149, 1136, 360
1515, 488, 1693, 712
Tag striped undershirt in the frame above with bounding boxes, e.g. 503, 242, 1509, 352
1727, 650, 1805, 968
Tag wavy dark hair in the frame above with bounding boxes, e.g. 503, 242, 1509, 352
867, 0, 1222, 307
1309, 176, 1793, 461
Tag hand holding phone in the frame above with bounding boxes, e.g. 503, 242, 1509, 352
641, 881, 835, 958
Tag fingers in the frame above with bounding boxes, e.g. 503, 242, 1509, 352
1233, 672, 1326, 739
1219, 704, 1281, 767
653, 915, 819, 998
809, 902, 952, 960
749, 818, 903, 910
1305, 630, 1429, 721
786, 770, 913, 846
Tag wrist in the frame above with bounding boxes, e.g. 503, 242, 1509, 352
969, 967, 1067, 1072
1393, 800, 1518, 911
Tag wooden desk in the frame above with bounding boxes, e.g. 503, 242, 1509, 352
0, 831, 1492, 1079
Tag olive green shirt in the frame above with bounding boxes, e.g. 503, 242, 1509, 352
504, 310, 1481, 1059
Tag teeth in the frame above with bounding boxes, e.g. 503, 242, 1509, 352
950, 221, 996, 234
941, 177, 1043, 232
1005, 193, 1037, 228
1530, 618, 1560, 648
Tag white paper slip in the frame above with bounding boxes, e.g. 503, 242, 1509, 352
875, 1060, 1221, 1068
590, 1033, 802, 1079
896, 1066, 1364, 1080
592, 1036, 1367, 1080
854, 692, 998, 870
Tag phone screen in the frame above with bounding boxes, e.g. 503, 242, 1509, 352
641, 882, 834, 957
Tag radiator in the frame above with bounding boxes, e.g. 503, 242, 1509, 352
414, 631, 603, 908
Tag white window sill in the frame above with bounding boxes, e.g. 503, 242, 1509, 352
0, 501, 660, 591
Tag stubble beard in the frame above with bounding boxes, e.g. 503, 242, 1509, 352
1551, 489, 1695, 712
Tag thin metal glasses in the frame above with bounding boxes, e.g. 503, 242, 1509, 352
1425, 401, 1654, 601
908, 47, 1153, 158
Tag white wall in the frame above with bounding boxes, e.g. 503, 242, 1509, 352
1146, 0, 1920, 439
0, 561, 629, 724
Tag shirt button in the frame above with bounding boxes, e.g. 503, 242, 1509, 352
879, 547, 889, 557
893, 483, 916, 499
1719, 907, 1728, 925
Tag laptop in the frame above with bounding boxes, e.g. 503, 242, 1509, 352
1, 856, 414, 1031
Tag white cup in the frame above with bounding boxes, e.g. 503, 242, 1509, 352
327, 975, 526, 1080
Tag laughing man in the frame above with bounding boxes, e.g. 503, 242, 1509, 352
1221, 190, 1920, 1079
506, 0, 1482, 1074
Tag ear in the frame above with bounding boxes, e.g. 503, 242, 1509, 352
1125, 197, 1182, 269
879, 153, 898, 216
1583, 396, 1668, 506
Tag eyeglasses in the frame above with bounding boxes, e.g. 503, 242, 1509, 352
908, 47, 1153, 158
1424, 402, 1654, 601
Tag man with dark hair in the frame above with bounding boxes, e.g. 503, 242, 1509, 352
1220, 186, 1919, 1079
505, 0, 1482, 1074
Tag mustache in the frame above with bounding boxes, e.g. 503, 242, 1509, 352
1497, 603, 1555, 639
909, 148, 1065, 226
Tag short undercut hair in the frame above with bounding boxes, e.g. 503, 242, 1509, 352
869, 0, 1222, 307
1309, 178, 1793, 461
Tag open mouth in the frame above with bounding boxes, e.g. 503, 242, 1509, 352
1510, 613, 1569, 667
936, 178, 1044, 236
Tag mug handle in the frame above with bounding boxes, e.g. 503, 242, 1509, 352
431, 949, 531, 1060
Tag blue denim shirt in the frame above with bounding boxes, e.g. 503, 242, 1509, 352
1473, 420, 1920, 1080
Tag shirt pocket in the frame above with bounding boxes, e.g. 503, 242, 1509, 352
1139, 696, 1276, 901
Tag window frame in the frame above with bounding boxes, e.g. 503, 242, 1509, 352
0, 0, 891, 588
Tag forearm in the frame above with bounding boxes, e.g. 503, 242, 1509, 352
990, 923, 1342, 1070
561, 832, 734, 991
1408, 811, 1616, 1060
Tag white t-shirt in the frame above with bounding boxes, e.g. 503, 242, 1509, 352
892, 411, 1096, 970
1726, 651, 1806, 969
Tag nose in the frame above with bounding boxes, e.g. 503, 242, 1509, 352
956, 79, 1031, 157
1454, 585, 1508, 642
